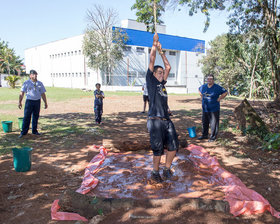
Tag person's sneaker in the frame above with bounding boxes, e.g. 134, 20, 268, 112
32, 132, 41, 135
151, 171, 163, 183
141, 111, 145, 113
18, 133, 24, 138
208, 138, 216, 142
198, 136, 208, 140
163, 168, 178, 181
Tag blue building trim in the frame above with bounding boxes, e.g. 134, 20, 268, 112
113, 27, 205, 53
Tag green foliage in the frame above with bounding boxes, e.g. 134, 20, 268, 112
263, 133, 280, 151
244, 125, 269, 140
5, 75, 21, 88
131, 0, 167, 32
220, 118, 229, 131
132, 0, 280, 99
0, 39, 23, 75
82, 5, 128, 85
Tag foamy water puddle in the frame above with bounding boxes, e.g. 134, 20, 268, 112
88, 150, 224, 200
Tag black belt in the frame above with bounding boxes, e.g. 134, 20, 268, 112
148, 117, 169, 121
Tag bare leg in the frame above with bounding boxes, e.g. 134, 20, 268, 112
165, 151, 176, 169
153, 155, 161, 171
143, 101, 147, 112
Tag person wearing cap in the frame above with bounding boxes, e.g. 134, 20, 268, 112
18, 70, 48, 138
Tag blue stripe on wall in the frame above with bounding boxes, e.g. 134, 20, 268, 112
113, 27, 205, 53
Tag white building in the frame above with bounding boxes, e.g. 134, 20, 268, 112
24, 19, 205, 93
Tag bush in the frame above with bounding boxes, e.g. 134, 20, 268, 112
5, 75, 21, 88
262, 133, 280, 151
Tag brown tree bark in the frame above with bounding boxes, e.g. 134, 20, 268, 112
234, 98, 269, 137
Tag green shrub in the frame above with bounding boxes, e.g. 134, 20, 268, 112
262, 133, 280, 151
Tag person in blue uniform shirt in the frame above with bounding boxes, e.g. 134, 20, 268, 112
18, 70, 48, 138
198, 74, 227, 142
93, 83, 105, 124
146, 33, 179, 183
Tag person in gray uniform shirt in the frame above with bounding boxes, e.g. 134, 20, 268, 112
18, 70, 48, 138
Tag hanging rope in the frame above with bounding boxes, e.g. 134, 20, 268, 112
153, 0, 157, 33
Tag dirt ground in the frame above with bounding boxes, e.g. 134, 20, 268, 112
0, 94, 279, 224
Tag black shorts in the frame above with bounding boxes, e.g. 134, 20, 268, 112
147, 118, 179, 156
143, 95, 149, 102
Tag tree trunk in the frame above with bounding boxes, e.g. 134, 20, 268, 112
249, 48, 260, 99
234, 98, 269, 137
58, 189, 230, 219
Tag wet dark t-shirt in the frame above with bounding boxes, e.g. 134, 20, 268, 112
146, 68, 169, 119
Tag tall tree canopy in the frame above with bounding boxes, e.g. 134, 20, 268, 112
83, 5, 128, 85
132, 0, 280, 100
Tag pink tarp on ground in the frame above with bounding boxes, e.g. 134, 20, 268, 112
187, 144, 280, 218
51, 144, 280, 221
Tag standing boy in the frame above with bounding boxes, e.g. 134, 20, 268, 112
146, 33, 179, 183
18, 70, 48, 138
198, 74, 227, 142
142, 82, 149, 113
94, 83, 105, 124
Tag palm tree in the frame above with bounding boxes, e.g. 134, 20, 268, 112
0, 46, 14, 75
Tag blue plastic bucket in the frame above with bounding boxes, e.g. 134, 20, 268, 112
187, 126, 196, 138
12, 147, 33, 172
1, 121, 13, 133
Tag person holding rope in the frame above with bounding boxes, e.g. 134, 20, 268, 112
146, 33, 179, 183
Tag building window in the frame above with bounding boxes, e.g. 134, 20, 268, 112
49, 55, 51, 59
195, 75, 198, 78
58, 54, 60, 58
55, 54, 57, 58
168, 73, 175, 78
75, 51, 77, 55
76, 73, 78, 77
169, 51, 176, 56
56, 73, 58, 78
72, 73, 74, 77
124, 46, 131, 52
148, 48, 151, 53
62, 73, 64, 77
79, 50, 82, 55
65, 73, 67, 77
88, 72, 90, 77
59, 73, 61, 77
64, 53, 66, 57
68, 52, 70, 56
79, 72, 82, 77
136, 47, 144, 53
71, 51, 73, 56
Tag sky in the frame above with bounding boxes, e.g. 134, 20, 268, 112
1, 0, 229, 61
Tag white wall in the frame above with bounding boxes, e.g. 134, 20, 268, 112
25, 35, 101, 89
24, 24, 204, 93
186, 51, 204, 93
121, 19, 166, 34
0, 74, 9, 87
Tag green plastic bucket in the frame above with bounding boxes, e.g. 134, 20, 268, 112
12, 147, 33, 172
18, 117, 23, 130
1, 121, 13, 133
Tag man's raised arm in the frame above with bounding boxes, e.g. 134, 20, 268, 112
157, 42, 171, 81
148, 33, 159, 72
